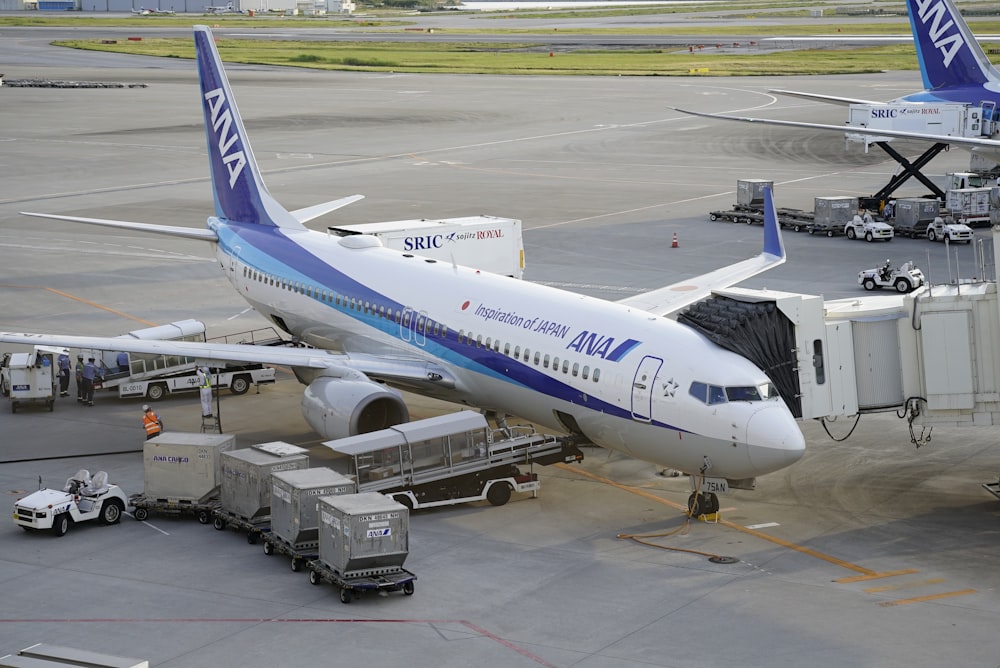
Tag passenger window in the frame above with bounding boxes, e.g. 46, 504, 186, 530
477, 335, 483, 348
562, 360, 569, 374
533, 351, 540, 365
494, 340, 501, 353
504, 343, 510, 356
572, 363, 579, 377
543, 355, 550, 369
485, 337, 492, 350
514, 346, 521, 360
593, 368, 600, 382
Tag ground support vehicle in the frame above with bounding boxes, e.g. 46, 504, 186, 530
329, 411, 584, 510
13, 470, 128, 536
845, 216, 894, 242
260, 531, 318, 573
858, 260, 925, 293
1, 345, 64, 413
102, 363, 275, 401
926, 216, 974, 243
129, 493, 218, 524
211, 506, 271, 544
305, 559, 416, 604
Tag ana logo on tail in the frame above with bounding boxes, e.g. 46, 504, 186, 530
913, 0, 966, 69
204, 87, 247, 188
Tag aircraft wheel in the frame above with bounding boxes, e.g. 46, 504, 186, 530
687, 492, 720, 516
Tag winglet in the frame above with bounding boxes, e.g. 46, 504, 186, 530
193, 25, 302, 230
762, 185, 784, 260
906, 0, 1000, 90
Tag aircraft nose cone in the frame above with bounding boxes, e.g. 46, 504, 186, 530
746, 405, 806, 475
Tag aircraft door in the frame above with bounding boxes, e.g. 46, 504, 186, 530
400, 307, 413, 342
229, 245, 245, 291
982, 101, 997, 136
631, 355, 663, 422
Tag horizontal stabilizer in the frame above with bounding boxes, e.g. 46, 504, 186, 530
20, 212, 219, 242
291, 194, 365, 224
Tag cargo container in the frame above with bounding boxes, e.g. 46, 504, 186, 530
219, 442, 309, 523
736, 179, 773, 208
892, 197, 940, 238
811, 196, 858, 235
318, 492, 409, 578
945, 187, 992, 227
143, 432, 236, 503
270, 468, 355, 550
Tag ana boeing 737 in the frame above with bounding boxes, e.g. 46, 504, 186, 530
677, 0, 1000, 164
0, 26, 804, 507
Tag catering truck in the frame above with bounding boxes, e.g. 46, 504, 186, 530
328, 216, 524, 279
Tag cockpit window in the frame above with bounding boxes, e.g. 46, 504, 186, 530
690, 381, 779, 405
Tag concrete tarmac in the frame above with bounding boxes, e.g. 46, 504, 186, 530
2, 34, 1000, 668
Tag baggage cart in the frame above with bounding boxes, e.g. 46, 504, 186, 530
211, 506, 271, 545
304, 559, 416, 604
129, 493, 219, 524
260, 530, 318, 573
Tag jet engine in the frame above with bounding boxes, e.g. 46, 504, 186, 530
301, 376, 409, 440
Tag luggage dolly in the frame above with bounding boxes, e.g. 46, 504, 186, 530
129, 494, 218, 525
259, 532, 317, 573
210, 507, 270, 545
304, 560, 417, 604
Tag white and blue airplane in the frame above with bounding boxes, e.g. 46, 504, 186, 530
677, 0, 1000, 163
0, 26, 804, 506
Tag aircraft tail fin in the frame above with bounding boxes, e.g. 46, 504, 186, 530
194, 25, 303, 229
907, 0, 1000, 91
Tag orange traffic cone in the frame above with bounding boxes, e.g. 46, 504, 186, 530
671, 233, 679, 248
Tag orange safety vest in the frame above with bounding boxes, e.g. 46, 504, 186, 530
143, 411, 162, 437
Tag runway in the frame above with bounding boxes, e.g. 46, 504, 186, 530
1, 31, 1000, 667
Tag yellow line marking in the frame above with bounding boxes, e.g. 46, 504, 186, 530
837, 569, 920, 584
554, 463, 875, 576
864, 578, 946, 594
0, 285, 156, 326
879, 589, 977, 607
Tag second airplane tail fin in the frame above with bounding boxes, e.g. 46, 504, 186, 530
907, 0, 1000, 91
193, 25, 303, 229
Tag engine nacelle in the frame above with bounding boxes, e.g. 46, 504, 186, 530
301, 377, 409, 440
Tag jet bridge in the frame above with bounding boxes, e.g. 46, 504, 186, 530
678, 235, 1000, 439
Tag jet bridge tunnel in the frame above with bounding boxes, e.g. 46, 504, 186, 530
677, 248, 1000, 432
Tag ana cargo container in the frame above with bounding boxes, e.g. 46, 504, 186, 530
736, 179, 773, 208
810, 196, 858, 236
328, 215, 523, 279
945, 187, 992, 227
310, 492, 414, 603
215, 442, 309, 539
132, 432, 237, 522
265, 467, 356, 570
892, 198, 940, 238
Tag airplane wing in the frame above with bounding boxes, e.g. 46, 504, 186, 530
616, 185, 785, 317
769, 89, 885, 107
290, 194, 364, 225
0, 331, 457, 389
672, 107, 1000, 163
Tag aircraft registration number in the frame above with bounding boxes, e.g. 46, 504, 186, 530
700, 478, 729, 495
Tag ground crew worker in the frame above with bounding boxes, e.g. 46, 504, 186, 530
116, 351, 129, 373
75, 354, 84, 402
142, 404, 162, 440
196, 366, 213, 417
81, 357, 98, 406
57, 352, 71, 397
